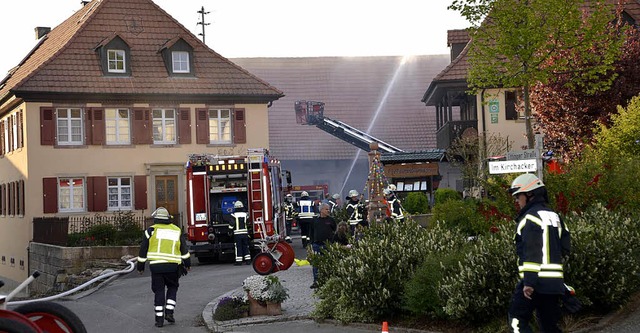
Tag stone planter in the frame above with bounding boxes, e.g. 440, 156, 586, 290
266, 302, 282, 315
247, 294, 268, 316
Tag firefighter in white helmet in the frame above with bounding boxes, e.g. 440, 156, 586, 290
328, 193, 340, 215
507, 173, 571, 333
383, 187, 404, 222
345, 189, 366, 234
229, 201, 251, 265
283, 194, 298, 243
296, 191, 317, 248
137, 207, 191, 327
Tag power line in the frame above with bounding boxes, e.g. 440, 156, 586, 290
197, 6, 210, 44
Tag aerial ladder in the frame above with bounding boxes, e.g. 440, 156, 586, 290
294, 100, 405, 154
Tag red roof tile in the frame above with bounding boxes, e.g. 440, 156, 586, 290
232, 55, 450, 160
0, 0, 282, 102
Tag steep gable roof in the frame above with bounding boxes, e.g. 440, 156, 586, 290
0, 0, 282, 104
232, 55, 450, 160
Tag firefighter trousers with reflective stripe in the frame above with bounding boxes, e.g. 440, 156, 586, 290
234, 233, 251, 262
508, 281, 561, 333
151, 271, 179, 318
299, 218, 312, 246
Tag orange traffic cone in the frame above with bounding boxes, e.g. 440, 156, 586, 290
381, 321, 389, 333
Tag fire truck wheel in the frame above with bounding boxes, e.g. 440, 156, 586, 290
274, 241, 295, 271
13, 301, 87, 333
252, 253, 275, 275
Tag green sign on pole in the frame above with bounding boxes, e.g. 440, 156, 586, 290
491, 113, 498, 124
489, 100, 499, 113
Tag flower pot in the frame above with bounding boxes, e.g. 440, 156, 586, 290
266, 302, 282, 316
247, 293, 268, 316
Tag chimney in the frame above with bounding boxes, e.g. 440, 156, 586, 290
35, 27, 51, 40
81, 1, 90, 6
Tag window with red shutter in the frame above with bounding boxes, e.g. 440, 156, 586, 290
134, 175, 147, 210
178, 108, 191, 144
91, 108, 105, 145
233, 108, 246, 144
40, 107, 55, 145
132, 108, 152, 144
87, 176, 107, 212
43, 177, 58, 213
195, 108, 209, 144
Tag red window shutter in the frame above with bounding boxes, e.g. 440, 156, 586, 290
195, 108, 209, 144
19, 180, 25, 215
132, 108, 152, 144
87, 176, 107, 212
0, 184, 5, 215
17, 110, 24, 148
134, 175, 147, 210
233, 108, 246, 144
178, 108, 192, 144
0, 121, 5, 155
40, 107, 55, 145
91, 108, 105, 145
43, 177, 58, 213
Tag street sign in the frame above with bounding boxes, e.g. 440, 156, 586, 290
489, 159, 537, 174
506, 149, 539, 161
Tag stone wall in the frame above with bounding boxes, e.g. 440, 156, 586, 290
28, 242, 139, 294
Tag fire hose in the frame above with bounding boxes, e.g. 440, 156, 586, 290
7, 257, 137, 306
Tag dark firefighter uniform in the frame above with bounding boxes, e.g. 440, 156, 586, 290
137, 208, 191, 328
284, 195, 298, 243
508, 174, 570, 333
229, 201, 251, 265
345, 190, 366, 234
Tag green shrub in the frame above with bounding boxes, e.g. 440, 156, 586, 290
434, 188, 461, 205
432, 199, 490, 236
213, 296, 248, 321
439, 224, 517, 323
402, 192, 430, 214
563, 204, 640, 311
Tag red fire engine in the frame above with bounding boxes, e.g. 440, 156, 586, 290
185, 149, 294, 274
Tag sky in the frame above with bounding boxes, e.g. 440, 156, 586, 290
0, 0, 470, 77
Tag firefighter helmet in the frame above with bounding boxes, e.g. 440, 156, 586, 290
234, 201, 244, 209
332, 193, 340, 200
301, 191, 309, 197
286, 193, 293, 198
509, 173, 545, 196
383, 188, 392, 196
348, 190, 359, 197
152, 207, 171, 220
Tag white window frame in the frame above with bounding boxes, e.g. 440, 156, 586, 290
56, 108, 83, 145
107, 49, 126, 73
208, 109, 232, 144
107, 177, 132, 210
58, 177, 85, 212
152, 108, 176, 144
172, 51, 190, 73
105, 108, 131, 145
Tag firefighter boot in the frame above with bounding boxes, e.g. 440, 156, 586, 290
155, 316, 164, 327
165, 311, 175, 323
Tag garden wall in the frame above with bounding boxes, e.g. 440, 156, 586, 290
28, 242, 139, 294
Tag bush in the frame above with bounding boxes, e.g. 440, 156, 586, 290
432, 199, 491, 236
563, 204, 640, 311
67, 212, 143, 246
312, 221, 467, 323
434, 188, 461, 205
213, 296, 248, 321
402, 192, 430, 214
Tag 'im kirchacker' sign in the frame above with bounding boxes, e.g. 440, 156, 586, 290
488, 159, 537, 174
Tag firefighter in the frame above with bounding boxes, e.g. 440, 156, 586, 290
297, 191, 317, 248
345, 190, 366, 235
283, 194, 298, 243
327, 193, 340, 215
507, 173, 571, 333
229, 201, 251, 266
383, 188, 405, 222
137, 207, 191, 328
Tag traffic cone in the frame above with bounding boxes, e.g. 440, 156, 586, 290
381, 321, 389, 333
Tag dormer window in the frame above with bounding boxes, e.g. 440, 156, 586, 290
159, 37, 194, 77
95, 34, 132, 76
107, 49, 126, 73
172, 51, 190, 73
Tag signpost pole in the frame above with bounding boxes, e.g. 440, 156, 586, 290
535, 134, 544, 181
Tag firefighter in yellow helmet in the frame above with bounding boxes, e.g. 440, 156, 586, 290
507, 174, 571, 333
137, 207, 191, 327
229, 201, 251, 265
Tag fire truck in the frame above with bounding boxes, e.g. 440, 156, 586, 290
185, 149, 294, 272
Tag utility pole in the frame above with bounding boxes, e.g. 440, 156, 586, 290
197, 6, 210, 44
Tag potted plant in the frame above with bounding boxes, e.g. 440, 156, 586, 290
242, 275, 289, 316
213, 295, 249, 321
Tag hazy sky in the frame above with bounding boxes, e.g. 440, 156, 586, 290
0, 0, 470, 76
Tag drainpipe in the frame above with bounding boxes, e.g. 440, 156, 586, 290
480, 89, 488, 188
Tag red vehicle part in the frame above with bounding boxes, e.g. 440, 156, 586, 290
0, 311, 43, 333
13, 302, 87, 333
252, 253, 275, 275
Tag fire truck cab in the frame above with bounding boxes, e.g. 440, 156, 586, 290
185, 149, 287, 263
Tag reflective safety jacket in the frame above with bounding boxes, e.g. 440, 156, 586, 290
328, 199, 338, 214
284, 201, 298, 221
230, 212, 249, 235
297, 198, 316, 219
346, 200, 364, 226
139, 223, 190, 266
515, 198, 571, 295
387, 196, 404, 221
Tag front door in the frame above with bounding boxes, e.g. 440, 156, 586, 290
155, 175, 178, 218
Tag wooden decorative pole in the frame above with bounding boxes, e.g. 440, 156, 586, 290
367, 142, 388, 224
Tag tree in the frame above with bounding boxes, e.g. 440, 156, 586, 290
449, 0, 623, 148
531, 21, 640, 162
446, 133, 511, 191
